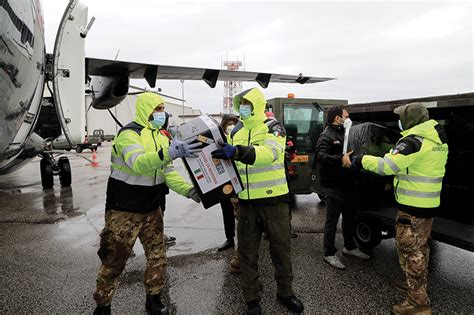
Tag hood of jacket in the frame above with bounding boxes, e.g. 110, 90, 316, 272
233, 88, 267, 129
395, 102, 429, 130
401, 120, 445, 145
134, 92, 165, 130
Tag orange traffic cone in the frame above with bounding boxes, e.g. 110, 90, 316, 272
91, 150, 99, 167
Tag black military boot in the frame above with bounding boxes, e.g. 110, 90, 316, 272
277, 294, 304, 313
145, 294, 169, 315
246, 300, 262, 315
93, 304, 111, 315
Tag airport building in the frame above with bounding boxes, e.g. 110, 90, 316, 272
85, 86, 203, 136
43, 86, 227, 140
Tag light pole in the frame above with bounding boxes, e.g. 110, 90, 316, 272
180, 80, 185, 123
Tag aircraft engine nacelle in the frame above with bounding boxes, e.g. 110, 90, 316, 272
90, 75, 130, 110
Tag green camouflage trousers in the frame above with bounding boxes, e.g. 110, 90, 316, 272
238, 202, 294, 302
395, 210, 433, 306
93, 209, 166, 306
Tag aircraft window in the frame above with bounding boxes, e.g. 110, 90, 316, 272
283, 104, 323, 154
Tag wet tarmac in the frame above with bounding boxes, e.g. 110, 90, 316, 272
0, 143, 472, 314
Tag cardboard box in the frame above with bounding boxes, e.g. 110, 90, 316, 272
176, 115, 243, 209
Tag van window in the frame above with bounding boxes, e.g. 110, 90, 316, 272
283, 104, 323, 154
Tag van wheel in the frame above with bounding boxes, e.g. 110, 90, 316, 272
40, 158, 54, 189
354, 219, 382, 250
58, 157, 72, 187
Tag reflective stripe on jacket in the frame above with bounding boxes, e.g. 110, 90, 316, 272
231, 88, 289, 200
105, 92, 192, 213
362, 120, 448, 211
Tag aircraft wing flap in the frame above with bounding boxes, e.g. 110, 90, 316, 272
86, 57, 334, 88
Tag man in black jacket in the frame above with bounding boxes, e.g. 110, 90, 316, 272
315, 105, 369, 270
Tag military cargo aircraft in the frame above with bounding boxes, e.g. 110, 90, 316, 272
0, 0, 333, 189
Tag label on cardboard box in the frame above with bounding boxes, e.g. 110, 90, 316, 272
187, 143, 230, 194
176, 115, 243, 208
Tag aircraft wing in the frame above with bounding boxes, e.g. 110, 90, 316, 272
85, 57, 334, 89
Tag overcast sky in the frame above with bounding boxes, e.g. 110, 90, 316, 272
41, 0, 473, 114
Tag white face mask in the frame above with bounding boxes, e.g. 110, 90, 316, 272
343, 117, 352, 129
226, 124, 235, 135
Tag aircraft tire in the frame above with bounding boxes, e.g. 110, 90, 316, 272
354, 219, 382, 250
40, 158, 54, 189
58, 157, 72, 187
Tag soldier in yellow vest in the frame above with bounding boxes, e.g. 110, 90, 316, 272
211, 88, 304, 314
93, 92, 201, 315
343, 103, 448, 315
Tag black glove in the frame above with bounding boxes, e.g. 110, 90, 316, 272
186, 188, 201, 203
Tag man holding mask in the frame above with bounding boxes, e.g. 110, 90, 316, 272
315, 105, 370, 270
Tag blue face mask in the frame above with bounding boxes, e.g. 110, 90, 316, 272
239, 105, 252, 119
151, 112, 166, 129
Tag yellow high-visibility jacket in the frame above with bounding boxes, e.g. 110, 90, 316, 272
106, 92, 192, 213
230, 88, 289, 201
357, 120, 448, 217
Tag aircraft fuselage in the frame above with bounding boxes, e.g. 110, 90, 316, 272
0, 0, 46, 174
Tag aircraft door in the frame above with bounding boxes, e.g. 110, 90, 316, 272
51, 0, 89, 147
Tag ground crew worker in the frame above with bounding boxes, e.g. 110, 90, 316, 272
93, 92, 201, 315
217, 114, 240, 252
211, 88, 304, 315
217, 114, 242, 272
343, 102, 448, 314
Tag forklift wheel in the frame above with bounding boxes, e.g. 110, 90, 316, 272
354, 219, 382, 250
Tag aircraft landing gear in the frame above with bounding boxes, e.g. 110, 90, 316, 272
40, 154, 72, 189
40, 158, 54, 189
58, 156, 71, 187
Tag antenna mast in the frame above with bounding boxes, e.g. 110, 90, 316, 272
222, 56, 243, 114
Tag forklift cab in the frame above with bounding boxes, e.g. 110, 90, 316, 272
266, 97, 347, 195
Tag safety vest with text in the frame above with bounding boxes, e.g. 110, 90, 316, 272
362, 120, 448, 211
